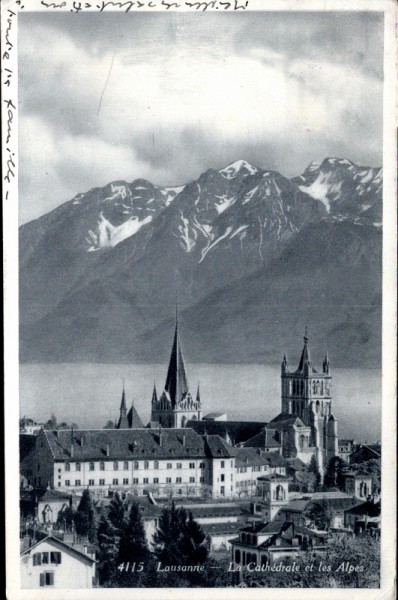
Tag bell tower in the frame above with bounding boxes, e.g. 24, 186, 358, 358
280, 331, 338, 479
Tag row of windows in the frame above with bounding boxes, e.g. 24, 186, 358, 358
237, 465, 271, 473
33, 552, 61, 566
63, 461, 206, 471
63, 476, 205, 487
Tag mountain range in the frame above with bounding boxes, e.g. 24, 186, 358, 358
19, 157, 382, 367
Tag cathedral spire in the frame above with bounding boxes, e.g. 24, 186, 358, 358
196, 382, 201, 404
151, 381, 158, 404
164, 306, 189, 407
116, 381, 129, 429
281, 353, 288, 375
297, 328, 311, 373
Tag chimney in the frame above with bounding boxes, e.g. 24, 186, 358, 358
182, 432, 186, 447
106, 444, 110, 457
70, 444, 74, 458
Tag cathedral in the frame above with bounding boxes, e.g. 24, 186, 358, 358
115, 314, 338, 480
270, 330, 338, 478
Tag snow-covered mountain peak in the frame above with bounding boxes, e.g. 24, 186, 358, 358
219, 160, 259, 179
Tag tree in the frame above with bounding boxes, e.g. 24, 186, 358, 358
74, 489, 96, 543
351, 459, 381, 493
324, 457, 349, 490
153, 502, 211, 586
115, 502, 153, 587
96, 515, 119, 586
56, 505, 75, 532
107, 492, 128, 532
103, 420, 115, 429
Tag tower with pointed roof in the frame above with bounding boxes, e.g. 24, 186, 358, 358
116, 384, 129, 429
150, 308, 202, 428
277, 331, 338, 478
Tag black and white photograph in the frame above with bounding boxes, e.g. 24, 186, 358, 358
3, 0, 396, 596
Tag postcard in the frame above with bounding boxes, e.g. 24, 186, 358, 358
3, 0, 396, 598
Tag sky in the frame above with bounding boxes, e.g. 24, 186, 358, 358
19, 11, 384, 224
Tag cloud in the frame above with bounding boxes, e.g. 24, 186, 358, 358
18, 12, 383, 223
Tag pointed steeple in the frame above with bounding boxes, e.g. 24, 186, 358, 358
151, 382, 158, 404
116, 382, 129, 429
323, 352, 330, 374
196, 382, 201, 404
297, 328, 311, 373
164, 306, 189, 406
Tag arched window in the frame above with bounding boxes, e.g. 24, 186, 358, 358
181, 416, 187, 427
134, 461, 139, 470
113, 461, 118, 471
100, 461, 105, 471
191, 415, 197, 421
275, 484, 285, 501
144, 461, 149, 470
299, 435, 305, 450
154, 461, 159, 470
300, 380, 304, 395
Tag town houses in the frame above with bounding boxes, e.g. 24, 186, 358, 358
20, 314, 381, 586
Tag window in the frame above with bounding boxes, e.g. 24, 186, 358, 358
89, 462, 95, 471
154, 461, 159, 469
231, 474, 233, 480
166, 477, 172, 484
42, 552, 49, 564
50, 552, 61, 565
144, 461, 149, 470
123, 461, 129, 470
33, 553, 42, 566
153, 477, 159, 484
235, 549, 241, 564
123, 478, 129, 485
167, 463, 172, 469
65, 480, 70, 487
57, 482, 61, 487
75, 480, 81, 486
189, 477, 195, 483
220, 486, 225, 496
99, 479, 105, 486
176, 477, 182, 483
65, 463, 70, 472
133, 478, 139, 484
143, 478, 149, 484
134, 461, 139, 470
76, 463, 81, 471
220, 474, 225, 482
200, 477, 205, 483
112, 478, 119, 485
113, 461, 119, 471
221, 461, 225, 468
199, 462, 205, 469
176, 463, 182, 469
189, 463, 195, 469
58, 468, 61, 473
88, 479, 94, 486
100, 461, 105, 471
39, 572, 54, 587
231, 460, 233, 467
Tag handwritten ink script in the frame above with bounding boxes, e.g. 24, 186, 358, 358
40, 0, 249, 12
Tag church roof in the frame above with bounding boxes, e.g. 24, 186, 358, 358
127, 404, 144, 428
243, 428, 281, 449
164, 313, 190, 407
270, 413, 309, 428
187, 420, 267, 445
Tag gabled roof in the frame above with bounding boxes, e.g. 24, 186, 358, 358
344, 501, 381, 516
20, 535, 96, 564
38, 490, 72, 503
203, 435, 236, 458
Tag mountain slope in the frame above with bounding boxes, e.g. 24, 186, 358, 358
19, 158, 382, 366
